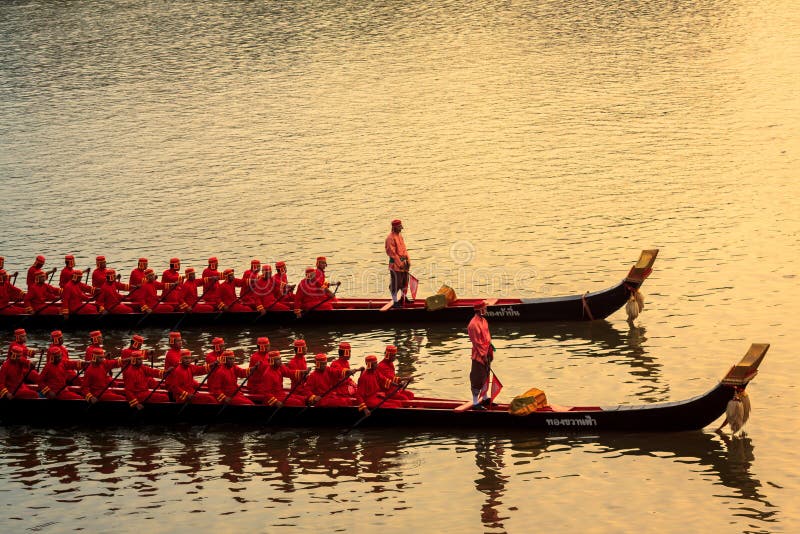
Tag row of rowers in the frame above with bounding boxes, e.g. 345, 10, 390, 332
1, 329, 413, 414
0, 255, 340, 316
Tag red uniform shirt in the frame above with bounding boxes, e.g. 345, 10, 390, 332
123, 364, 162, 397
61, 280, 94, 312
255, 364, 299, 404
201, 267, 221, 304
166, 363, 210, 401
161, 270, 182, 303
23, 282, 60, 311
0, 359, 38, 397
96, 281, 129, 312
38, 359, 81, 396
83, 359, 121, 398
59, 267, 76, 288
218, 278, 243, 307
0, 282, 25, 307
129, 268, 147, 287
129, 279, 164, 310
207, 364, 249, 402
286, 355, 308, 388
467, 315, 492, 364
164, 348, 182, 370
385, 231, 409, 271
295, 278, 328, 311
92, 268, 110, 288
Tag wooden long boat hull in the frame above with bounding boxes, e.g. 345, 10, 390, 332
0, 250, 658, 331
0, 343, 767, 434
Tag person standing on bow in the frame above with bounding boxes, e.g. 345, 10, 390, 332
467, 300, 494, 410
385, 219, 411, 307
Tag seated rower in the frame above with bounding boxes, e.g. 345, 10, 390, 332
329, 342, 357, 397
91, 255, 111, 288
240, 259, 261, 310
376, 345, 414, 400
38, 346, 84, 400
356, 355, 405, 415
272, 261, 295, 307
0, 269, 26, 315
207, 350, 255, 405
84, 330, 103, 362
129, 269, 175, 313
82, 348, 126, 403
247, 337, 271, 393
201, 257, 222, 308
251, 350, 306, 407
97, 269, 133, 314
304, 353, 358, 407
129, 257, 149, 287
49, 330, 80, 385
160, 258, 183, 306
166, 349, 217, 404
59, 254, 77, 288
23, 269, 61, 314
177, 267, 215, 313
10, 328, 36, 360
314, 256, 340, 291
217, 269, 250, 312
206, 337, 225, 364
61, 269, 98, 316
164, 331, 183, 370
294, 267, 335, 316
286, 339, 309, 389
250, 264, 291, 312
0, 345, 41, 399
123, 349, 169, 409
26, 255, 50, 290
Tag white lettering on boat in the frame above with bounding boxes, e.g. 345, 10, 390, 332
545, 415, 598, 427
486, 306, 521, 318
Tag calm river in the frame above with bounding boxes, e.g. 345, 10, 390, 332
1, 0, 798, 532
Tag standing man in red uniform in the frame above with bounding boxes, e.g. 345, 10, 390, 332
166, 349, 216, 404
164, 332, 183, 370
123, 349, 169, 409
377, 345, 414, 401
59, 255, 78, 288
467, 300, 494, 410
130, 258, 149, 287
38, 346, 85, 400
207, 350, 255, 405
385, 219, 411, 307
23, 270, 61, 314
0, 269, 26, 314
91, 256, 110, 288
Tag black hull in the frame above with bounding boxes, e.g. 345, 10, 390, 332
0, 383, 735, 433
0, 279, 640, 331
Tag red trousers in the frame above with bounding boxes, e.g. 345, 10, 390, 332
363, 394, 403, 409
11, 385, 39, 399
56, 389, 84, 400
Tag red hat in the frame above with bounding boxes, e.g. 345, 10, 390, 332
339, 342, 351, 350
268, 350, 281, 362
96, 255, 106, 263
316, 256, 326, 263
365, 355, 378, 363
144, 268, 155, 276
185, 267, 195, 275
208, 257, 218, 264
47, 345, 61, 361
305, 267, 315, 273
314, 353, 327, 362
105, 269, 116, 280
35, 269, 46, 280
170, 258, 180, 269
220, 350, 235, 363
89, 330, 102, 337
169, 331, 182, 341
65, 255, 75, 265
51, 330, 63, 340
92, 347, 106, 360
132, 334, 144, 345
14, 328, 26, 340
385, 345, 397, 355
138, 257, 148, 267
276, 261, 286, 269
474, 300, 487, 310
223, 268, 234, 277
35, 255, 46, 263
71, 270, 82, 280
129, 349, 144, 361
391, 219, 402, 227
251, 259, 261, 269
212, 337, 224, 346
293, 339, 306, 347
257, 336, 270, 346
180, 348, 192, 359
261, 264, 272, 272
9, 345, 23, 358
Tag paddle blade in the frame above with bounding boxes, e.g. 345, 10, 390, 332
408, 274, 419, 300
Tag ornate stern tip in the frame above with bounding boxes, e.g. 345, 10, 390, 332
624, 249, 659, 283
721, 343, 769, 386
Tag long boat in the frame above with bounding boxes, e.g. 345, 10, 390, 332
0, 250, 658, 331
0, 343, 766, 433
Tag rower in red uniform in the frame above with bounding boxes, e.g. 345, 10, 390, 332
218, 269, 250, 312
329, 342, 357, 397
376, 345, 414, 400
207, 350, 255, 405
10, 328, 36, 360
314, 256, 340, 291
59, 255, 77, 288
49, 330, 79, 386
97, 269, 133, 314
129, 269, 174, 313
84, 330, 103, 362
123, 349, 168, 409
247, 337, 270, 393
166, 349, 217, 404
294, 267, 334, 316
91, 256, 110, 288
177, 267, 215, 313
240, 259, 261, 310
26, 255, 46, 289
38, 346, 84, 400
201, 257, 221, 308
304, 354, 357, 407
253, 350, 306, 407
467, 300, 494, 409
130, 258, 149, 287
385, 219, 411, 307
250, 264, 290, 312
121, 334, 145, 361
286, 339, 309, 389
161, 258, 183, 305
272, 262, 295, 307
23, 270, 61, 314
205, 337, 225, 364
0, 269, 26, 314
0, 346, 41, 399
82, 348, 126, 402
356, 355, 403, 415
61, 269, 97, 315
164, 332, 183, 370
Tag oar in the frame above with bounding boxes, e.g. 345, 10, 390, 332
265, 370, 309, 425
345, 379, 408, 433
46, 267, 57, 284
296, 283, 340, 319
51, 364, 87, 398
176, 362, 219, 416
207, 362, 261, 425
140, 366, 176, 404
10, 349, 44, 396
86, 359, 131, 407
296, 367, 360, 417
11, 272, 18, 285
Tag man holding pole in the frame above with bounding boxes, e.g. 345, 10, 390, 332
385, 219, 411, 308
467, 300, 495, 410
